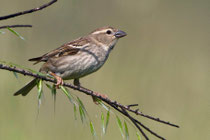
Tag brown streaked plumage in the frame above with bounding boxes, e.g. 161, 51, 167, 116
14, 26, 126, 96
28, 37, 89, 64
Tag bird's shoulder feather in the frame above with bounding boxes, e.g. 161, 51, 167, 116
29, 37, 90, 64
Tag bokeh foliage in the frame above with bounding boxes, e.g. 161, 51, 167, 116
0, 0, 210, 140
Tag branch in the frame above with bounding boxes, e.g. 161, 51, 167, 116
0, 63, 179, 140
0, 25, 32, 29
0, 0, 57, 20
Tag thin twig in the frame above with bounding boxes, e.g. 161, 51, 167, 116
134, 118, 166, 140
109, 102, 150, 140
0, 25, 32, 29
0, 0, 57, 20
121, 107, 166, 140
127, 104, 139, 108
0, 63, 179, 140
130, 118, 149, 140
126, 113, 149, 140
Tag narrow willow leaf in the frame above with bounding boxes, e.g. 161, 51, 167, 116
90, 121, 96, 137
45, 83, 52, 90
51, 85, 56, 95
124, 121, 129, 140
116, 115, 124, 138
37, 80, 43, 99
0, 60, 49, 78
77, 97, 86, 112
13, 71, 18, 79
105, 110, 110, 134
93, 97, 102, 104
7, 27, 25, 40
1, 61, 26, 70
45, 84, 56, 98
61, 86, 73, 103
100, 102, 110, 111
37, 80, 43, 107
45, 84, 57, 108
73, 104, 77, 120
28, 69, 49, 78
77, 97, 88, 123
101, 112, 105, 135
52, 85, 56, 114
136, 132, 141, 140
79, 105, 84, 123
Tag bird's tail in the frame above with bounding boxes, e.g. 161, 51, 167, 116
14, 79, 38, 96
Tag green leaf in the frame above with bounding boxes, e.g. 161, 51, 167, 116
45, 84, 56, 99
45, 84, 56, 94
77, 97, 86, 112
61, 86, 73, 104
77, 97, 88, 121
93, 98, 109, 111
93, 97, 102, 104
7, 27, 25, 40
45, 83, 52, 90
61, 86, 82, 121
116, 115, 124, 138
77, 97, 88, 123
124, 121, 129, 140
13, 71, 18, 79
79, 105, 85, 123
105, 110, 110, 134
100, 102, 110, 111
37, 80, 43, 107
73, 104, 77, 120
51, 84, 56, 95
101, 112, 105, 134
90, 121, 96, 137
0, 60, 49, 78
46, 84, 57, 114
136, 132, 141, 140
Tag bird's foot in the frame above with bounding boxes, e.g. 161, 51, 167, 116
50, 72, 64, 88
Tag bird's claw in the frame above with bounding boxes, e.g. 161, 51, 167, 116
55, 76, 64, 88
50, 72, 64, 88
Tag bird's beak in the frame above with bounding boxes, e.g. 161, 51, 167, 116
114, 30, 127, 38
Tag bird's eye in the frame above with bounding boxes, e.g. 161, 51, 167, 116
106, 30, 112, 34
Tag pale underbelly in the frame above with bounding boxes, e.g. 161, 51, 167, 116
60, 62, 103, 80
55, 54, 107, 80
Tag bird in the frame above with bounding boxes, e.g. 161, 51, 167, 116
14, 26, 127, 96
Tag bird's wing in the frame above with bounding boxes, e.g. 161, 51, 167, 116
28, 37, 90, 64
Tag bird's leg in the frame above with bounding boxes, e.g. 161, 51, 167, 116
49, 72, 64, 88
73, 78, 80, 86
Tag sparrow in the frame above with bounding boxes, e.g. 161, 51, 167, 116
14, 26, 127, 96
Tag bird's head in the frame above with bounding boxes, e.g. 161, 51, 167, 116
89, 26, 127, 50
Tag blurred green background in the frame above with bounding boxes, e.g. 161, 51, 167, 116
0, 0, 210, 140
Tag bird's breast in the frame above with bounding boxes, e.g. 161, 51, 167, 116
59, 46, 110, 80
